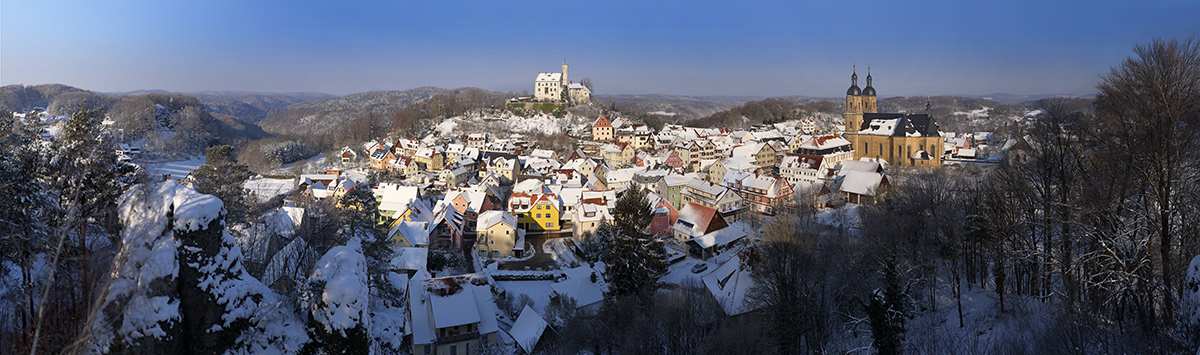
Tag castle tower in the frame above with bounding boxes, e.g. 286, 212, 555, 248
844, 64, 864, 133
561, 58, 569, 87
863, 66, 877, 113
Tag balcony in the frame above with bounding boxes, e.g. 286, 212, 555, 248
437, 331, 480, 345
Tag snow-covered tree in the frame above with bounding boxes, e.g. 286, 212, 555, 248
602, 188, 666, 298
303, 237, 370, 354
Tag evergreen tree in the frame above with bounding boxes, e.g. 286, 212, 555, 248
602, 188, 666, 297
865, 259, 909, 355
0, 111, 53, 350
191, 145, 251, 224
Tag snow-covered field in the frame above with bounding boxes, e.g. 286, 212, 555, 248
243, 178, 296, 202
141, 156, 205, 178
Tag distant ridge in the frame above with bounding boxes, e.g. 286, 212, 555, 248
952, 92, 1097, 105
257, 86, 470, 135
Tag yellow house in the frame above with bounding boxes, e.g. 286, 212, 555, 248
601, 142, 635, 167
475, 211, 522, 258
508, 192, 560, 232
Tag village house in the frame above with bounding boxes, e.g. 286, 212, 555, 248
600, 142, 636, 167
466, 132, 487, 149
474, 210, 524, 258
681, 178, 746, 221
409, 274, 501, 355
591, 115, 614, 142
725, 172, 795, 216
508, 192, 561, 232
672, 202, 730, 243
339, 146, 358, 164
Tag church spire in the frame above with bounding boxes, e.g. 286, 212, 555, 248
847, 63, 862, 96
852, 63, 858, 86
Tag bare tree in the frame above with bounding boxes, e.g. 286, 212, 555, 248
1095, 36, 1200, 327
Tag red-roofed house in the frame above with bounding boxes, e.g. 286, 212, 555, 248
672, 202, 729, 243
592, 115, 613, 142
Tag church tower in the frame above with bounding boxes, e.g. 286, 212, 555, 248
561, 59, 569, 87
844, 64, 864, 133
863, 66, 877, 113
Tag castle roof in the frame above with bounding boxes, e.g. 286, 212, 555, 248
536, 72, 562, 82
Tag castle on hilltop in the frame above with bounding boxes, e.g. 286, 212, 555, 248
534, 59, 591, 103
842, 65, 945, 168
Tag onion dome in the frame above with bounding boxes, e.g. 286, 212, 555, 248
847, 67, 861, 96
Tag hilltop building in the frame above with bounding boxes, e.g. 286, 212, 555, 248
842, 65, 945, 168
534, 59, 591, 103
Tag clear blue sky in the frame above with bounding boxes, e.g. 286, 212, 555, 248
2, 0, 1197, 97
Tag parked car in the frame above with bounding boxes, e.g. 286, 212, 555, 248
691, 263, 708, 273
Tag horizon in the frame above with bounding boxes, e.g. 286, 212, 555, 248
3, 1, 1196, 97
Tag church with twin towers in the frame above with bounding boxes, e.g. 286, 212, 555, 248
842, 64, 945, 168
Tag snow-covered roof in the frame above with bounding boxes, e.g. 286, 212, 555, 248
838, 170, 884, 196
535, 72, 562, 82
550, 273, 605, 308
839, 160, 881, 174
860, 118, 900, 135
685, 178, 727, 197
688, 226, 746, 249
509, 306, 548, 354
673, 202, 726, 238
375, 183, 420, 213
702, 252, 759, 316
429, 283, 481, 328
477, 210, 517, 230
388, 220, 429, 247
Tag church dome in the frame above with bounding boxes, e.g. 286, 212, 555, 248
847, 85, 862, 96
862, 85, 876, 96
847, 69, 861, 96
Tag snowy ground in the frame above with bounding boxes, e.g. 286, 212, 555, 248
274, 153, 327, 174
542, 238, 581, 268
434, 111, 596, 139
141, 156, 205, 178
243, 177, 295, 202
495, 280, 557, 316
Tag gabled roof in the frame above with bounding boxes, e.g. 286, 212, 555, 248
375, 183, 420, 213
592, 115, 612, 128
477, 210, 517, 230
838, 170, 885, 196
509, 306, 548, 354
673, 202, 729, 238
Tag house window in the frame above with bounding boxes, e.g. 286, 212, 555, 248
536, 213, 542, 218
546, 222, 553, 228
450, 345, 457, 355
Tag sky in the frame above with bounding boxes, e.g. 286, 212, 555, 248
2, 0, 1197, 97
